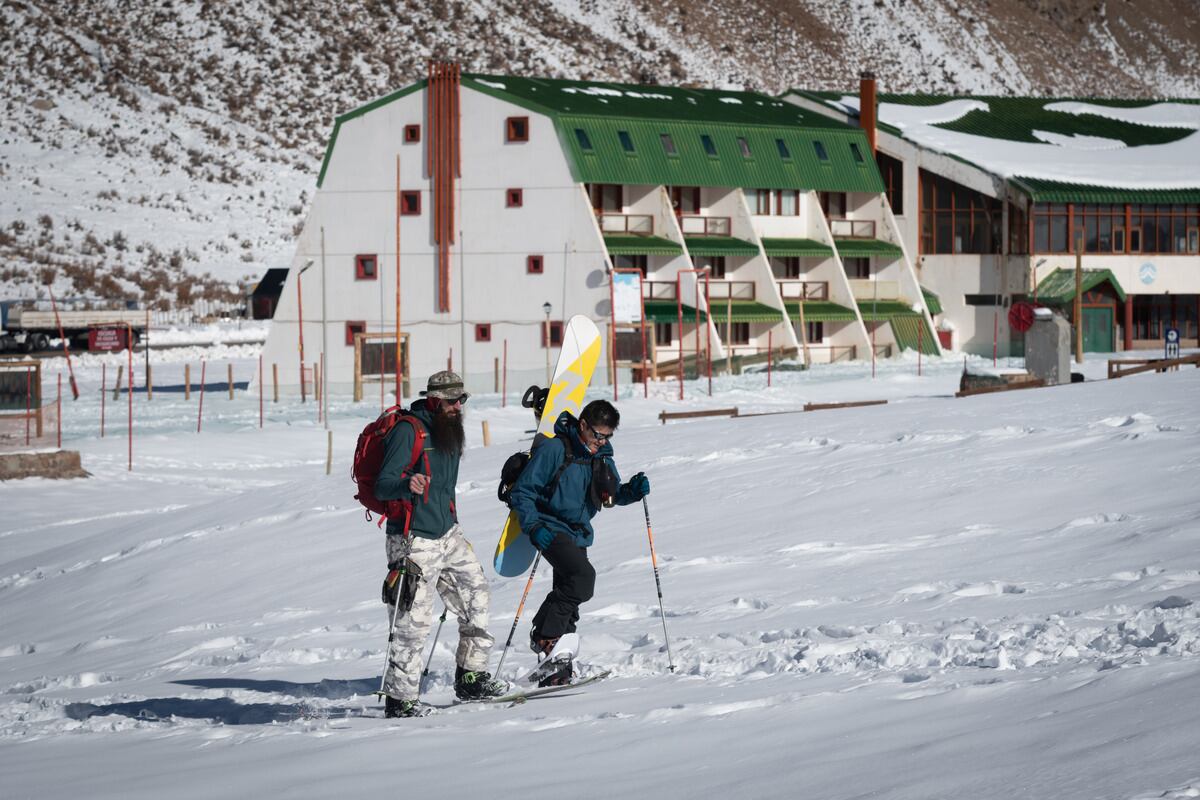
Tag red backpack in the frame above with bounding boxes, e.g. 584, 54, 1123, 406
352, 405, 430, 533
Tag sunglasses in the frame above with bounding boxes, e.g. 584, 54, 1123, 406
436, 395, 468, 406
582, 419, 613, 443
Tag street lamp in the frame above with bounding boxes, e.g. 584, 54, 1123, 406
542, 302, 553, 385
1031, 258, 1047, 303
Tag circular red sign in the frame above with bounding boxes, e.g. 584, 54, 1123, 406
1008, 302, 1036, 333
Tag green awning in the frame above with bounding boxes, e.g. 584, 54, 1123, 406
761, 238, 834, 258
858, 300, 923, 320
708, 301, 786, 323
783, 301, 858, 322
644, 300, 705, 323
1012, 177, 1200, 204
834, 238, 904, 258
1035, 268, 1127, 304
604, 235, 684, 256
684, 236, 760, 257
921, 286, 943, 316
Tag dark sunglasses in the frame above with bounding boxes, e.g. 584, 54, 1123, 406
582, 419, 613, 443
436, 395, 468, 406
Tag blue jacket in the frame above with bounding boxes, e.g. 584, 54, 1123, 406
509, 411, 639, 548
373, 400, 459, 539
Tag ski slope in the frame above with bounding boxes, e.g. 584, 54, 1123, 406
2, 353, 1198, 799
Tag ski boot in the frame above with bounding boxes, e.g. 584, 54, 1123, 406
530, 634, 573, 688
454, 666, 507, 701
384, 696, 430, 718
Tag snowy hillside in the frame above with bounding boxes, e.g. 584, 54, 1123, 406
3, 0, 1199, 302
2, 353, 1198, 799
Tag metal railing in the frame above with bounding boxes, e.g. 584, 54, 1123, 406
848, 279, 902, 301
643, 281, 679, 300
678, 215, 732, 236
829, 218, 876, 238
707, 281, 756, 301
598, 213, 654, 235
776, 280, 829, 300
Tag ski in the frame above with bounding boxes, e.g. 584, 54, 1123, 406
484, 669, 611, 704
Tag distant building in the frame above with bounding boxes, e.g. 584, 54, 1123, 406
783, 79, 1200, 355
261, 67, 939, 396
247, 268, 288, 320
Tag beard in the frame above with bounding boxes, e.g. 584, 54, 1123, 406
430, 405, 465, 456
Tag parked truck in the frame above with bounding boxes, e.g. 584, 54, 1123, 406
0, 304, 147, 353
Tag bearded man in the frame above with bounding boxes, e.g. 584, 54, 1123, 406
374, 371, 504, 717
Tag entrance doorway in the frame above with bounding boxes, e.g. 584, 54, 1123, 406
1082, 307, 1114, 352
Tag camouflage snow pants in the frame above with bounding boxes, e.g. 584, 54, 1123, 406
382, 525, 494, 702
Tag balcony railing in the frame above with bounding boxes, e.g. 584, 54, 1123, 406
642, 280, 756, 301
848, 279, 902, 301
678, 215, 732, 236
829, 218, 876, 239
776, 280, 829, 301
598, 213, 654, 235
643, 281, 679, 300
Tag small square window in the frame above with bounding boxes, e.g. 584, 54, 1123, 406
660, 133, 677, 156
506, 116, 529, 142
404, 124, 421, 143
700, 134, 717, 157
775, 139, 791, 159
345, 321, 366, 346
575, 128, 593, 151
400, 191, 421, 215
506, 188, 524, 208
355, 254, 378, 280
813, 140, 829, 161
475, 323, 492, 342
541, 320, 564, 348
737, 137, 752, 158
618, 130, 635, 153
849, 142, 864, 163
526, 254, 544, 274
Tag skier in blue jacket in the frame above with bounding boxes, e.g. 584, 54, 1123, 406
509, 399, 649, 685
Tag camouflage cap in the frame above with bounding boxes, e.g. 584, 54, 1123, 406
420, 370, 469, 400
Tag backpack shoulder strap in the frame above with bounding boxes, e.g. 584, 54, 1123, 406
543, 435, 586, 498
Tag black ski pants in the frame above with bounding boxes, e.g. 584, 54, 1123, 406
531, 531, 595, 640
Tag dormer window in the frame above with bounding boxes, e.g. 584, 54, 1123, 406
775, 139, 791, 159
813, 140, 829, 161
575, 129, 593, 151
618, 131, 635, 153
700, 134, 717, 157
660, 133, 677, 156
737, 137, 752, 158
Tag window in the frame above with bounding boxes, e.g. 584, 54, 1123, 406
660, 133, 678, 156
474, 323, 491, 342
813, 140, 829, 161
1030, 203, 1199, 255
775, 256, 801, 279
746, 188, 772, 215
695, 256, 726, 279
345, 320, 365, 346
575, 128, 593, 151
737, 137, 752, 158
618, 130, 635, 153
400, 191, 421, 215
541, 320, 564, 348
506, 116, 529, 142
778, 190, 799, 216
805, 321, 824, 342
526, 255, 544, 274
844, 257, 870, 279
355, 254, 378, 280
506, 188, 523, 208
1032, 203, 1070, 253
819, 192, 846, 217
700, 134, 717, 157
404, 124, 421, 143
775, 139, 791, 159
876, 151, 904, 215
919, 170, 1001, 254
669, 186, 700, 215
589, 183, 623, 212
728, 322, 751, 345
964, 294, 1003, 306
613, 254, 647, 275
655, 322, 673, 347
849, 142, 865, 163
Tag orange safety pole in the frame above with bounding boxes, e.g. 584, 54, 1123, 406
768, 330, 773, 387
609, 273, 619, 402
502, 339, 508, 407
675, 272, 684, 400
127, 324, 133, 471
24, 369, 31, 446
639, 272, 649, 398
56, 373, 61, 448
395, 154, 403, 401
197, 360, 207, 433
297, 265, 307, 403
47, 286, 79, 399
259, 355, 264, 428
100, 362, 106, 438
918, 320, 923, 377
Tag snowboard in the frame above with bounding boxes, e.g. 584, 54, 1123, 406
484, 669, 611, 705
493, 315, 602, 577
521, 632, 580, 684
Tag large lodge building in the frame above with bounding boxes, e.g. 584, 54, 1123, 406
260, 68, 1199, 395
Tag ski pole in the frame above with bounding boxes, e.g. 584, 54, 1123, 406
494, 553, 541, 680
642, 497, 675, 673
375, 559, 407, 698
419, 606, 448, 694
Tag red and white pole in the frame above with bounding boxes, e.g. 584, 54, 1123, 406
767, 330, 773, 387
259, 355, 264, 428
25, 369, 31, 446
101, 363, 106, 438
127, 326, 133, 472
57, 373, 62, 448
502, 339, 508, 408
197, 360, 207, 433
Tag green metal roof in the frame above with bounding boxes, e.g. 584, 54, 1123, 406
833, 238, 904, 258
603, 235, 683, 256
858, 301, 924, 320
783, 301, 858, 322
1035, 268, 1127, 304
684, 236, 760, 257
921, 287, 943, 316
1011, 177, 1200, 204
644, 300, 705, 323
708, 301, 786, 323
761, 238, 834, 257
889, 316, 939, 355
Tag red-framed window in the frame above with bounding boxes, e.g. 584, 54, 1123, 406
355, 254, 378, 280
475, 323, 492, 342
541, 320, 564, 348
345, 320, 365, 346
404, 124, 421, 143
526, 255, 544, 274
694, 255, 726, 279
588, 183, 623, 213
919, 170, 1001, 254
506, 188, 523, 208
400, 191, 421, 215
819, 191, 847, 217
506, 116, 529, 142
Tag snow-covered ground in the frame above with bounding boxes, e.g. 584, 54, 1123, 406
2, 350, 1198, 799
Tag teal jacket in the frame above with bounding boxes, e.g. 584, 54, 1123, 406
509, 411, 639, 548
373, 400, 459, 539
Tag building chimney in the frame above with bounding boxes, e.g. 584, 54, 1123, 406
859, 70, 877, 155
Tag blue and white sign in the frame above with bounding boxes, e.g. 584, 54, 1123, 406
1139, 262, 1157, 285
612, 272, 643, 324
1166, 327, 1180, 358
